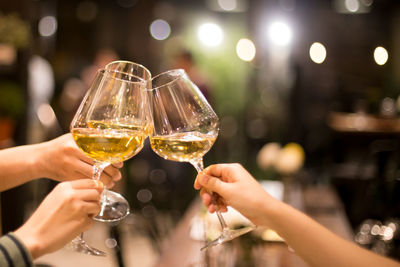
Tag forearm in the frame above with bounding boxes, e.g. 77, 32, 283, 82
265, 202, 400, 267
0, 144, 45, 191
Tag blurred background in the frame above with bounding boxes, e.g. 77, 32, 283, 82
1, 0, 400, 265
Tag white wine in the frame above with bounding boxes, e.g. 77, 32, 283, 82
150, 132, 217, 162
72, 127, 145, 163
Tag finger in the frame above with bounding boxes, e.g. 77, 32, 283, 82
98, 172, 115, 188
76, 188, 103, 202
208, 204, 217, 213
194, 177, 201, 190
112, 162, 123, 169
69, 143, 94, 165
200, 189, 212, 206
70, 179, 104, 192
103, 165, 122, 182
197, 173, 225, 196
83, 202, 102, 216
72, 160, 95, 179
203, 164, 231, 178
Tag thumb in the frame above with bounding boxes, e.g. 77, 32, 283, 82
198, 173, 225, 196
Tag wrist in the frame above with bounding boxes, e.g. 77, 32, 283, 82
259, 196, 285, 228
14, 227, 43, 259
30, 142, 49, 179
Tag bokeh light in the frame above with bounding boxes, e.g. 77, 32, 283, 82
236, 38, 256, 61
150, 19, 171, 41
38, 16, 57, 37
309, 42, 327, 64
268, 21, 292, 46
374, 46, 388, 65
345, 0, 360, 12
218, 0, 237, 11
198, 23, 223, 47
76, 1, 98, 22
137, 189, 153, 203
37, 103, 57, 127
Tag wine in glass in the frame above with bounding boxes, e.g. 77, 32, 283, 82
147, 69, 255, 250
69, 68, 147, 255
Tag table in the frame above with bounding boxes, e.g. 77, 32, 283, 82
155, 184, 353, 267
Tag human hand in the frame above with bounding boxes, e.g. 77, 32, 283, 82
14, 179, 103, 259
194, 163, 279, 227
35, 133, 123, 188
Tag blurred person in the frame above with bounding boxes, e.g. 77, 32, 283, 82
171, 49, 210, 100
80, 48, 119, 88
0, 179, 103, 265
58, 48, 119, 131
194, 163, 400, 267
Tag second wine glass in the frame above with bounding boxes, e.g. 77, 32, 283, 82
105, 60, 153, 136
71, 69, 147, 222
147, 69, 255, 250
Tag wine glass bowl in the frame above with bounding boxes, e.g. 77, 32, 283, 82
149, 69, 219, 171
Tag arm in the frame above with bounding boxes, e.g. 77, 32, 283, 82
0, 133, 122, 191
194, 163, 400, 267
13, 179, 103, 259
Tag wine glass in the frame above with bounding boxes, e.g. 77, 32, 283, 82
105, 60, 153, 136
69, 68, 147, 255
147, 69, 255, 250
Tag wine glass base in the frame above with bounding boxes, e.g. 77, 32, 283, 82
95, 191, 130, 222
66, 236, 106, 256
201, 225, 256, 251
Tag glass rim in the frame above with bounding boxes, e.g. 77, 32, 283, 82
148, 69, 186, 91
105, 60, 152, 80
98, 68, 147, 85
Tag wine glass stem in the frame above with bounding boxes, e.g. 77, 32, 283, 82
190, 158, 204, 173
93, 162, 109, 216
93, 162, 108, 181
190, 158, 229, 232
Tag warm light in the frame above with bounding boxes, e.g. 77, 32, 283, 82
236, 38, 256, 61
345, 0, 360, 12
150, 19, 171, 40
38, 16, 57, 37
268, 21, 292, 46
37, 104, 57, 127
374, 46, 388, 65
309, 42, 327, 64
218, 0, 237, 11
198, 23, 223, 47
